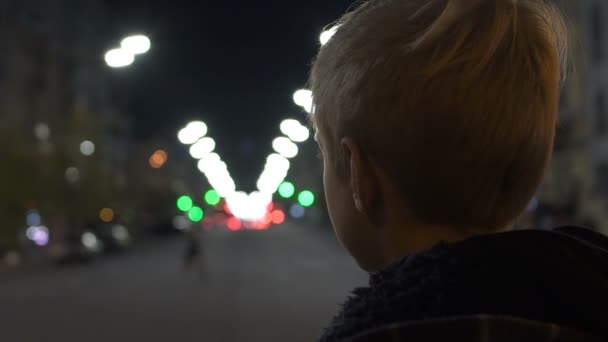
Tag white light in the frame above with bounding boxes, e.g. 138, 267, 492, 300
291, 127, 310, 142
111, 225, 130, 242
173, 216, 190, 231
26, 226, 50, 246
186, 121, 208, 135
273, 137, 299, 158
197, 153, 221, 173
280, 119, 310, 143
201, 161, 228, 175
105, 48, 135, 68
34, 123, 50, 141
178, 128, 199, 145
256, 154, 291, 194
120, 35, 151, 55
257, 176, 285, 194
267, 154, 291, 171
81, 232, 99, 250
199, 153, 222, 165
225, 192, 271, 221
211, 179, 236, 198
320, 25, 339, 46
293, 89, 313, 113
178, 121, 208, 145
65, 167, 80, 184
190, 137, 216, 159
280, 119, 300, 136
80, 140, 95, 156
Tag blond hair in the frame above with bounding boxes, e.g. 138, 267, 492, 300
311, 0, 568, 230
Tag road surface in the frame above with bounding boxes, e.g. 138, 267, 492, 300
0, 224, 367, 342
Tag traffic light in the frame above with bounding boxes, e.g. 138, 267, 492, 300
177, 195, 194, 212
204, 189, 221, 206
278, 181, 296, 199
298, 190, 315, 207
188, 206, 204, 222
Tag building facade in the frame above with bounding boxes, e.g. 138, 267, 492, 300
0, 0, 131, 245
537, 0, 608, 232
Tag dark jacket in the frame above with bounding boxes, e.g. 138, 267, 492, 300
320, 227, 608, 341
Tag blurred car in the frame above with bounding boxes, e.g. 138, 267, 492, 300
51, 230, 103, 265
92, 223, 132, 254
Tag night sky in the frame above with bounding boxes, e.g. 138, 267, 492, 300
103, 0, 352, 188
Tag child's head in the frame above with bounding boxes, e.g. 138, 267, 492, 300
310, 0, 568, 270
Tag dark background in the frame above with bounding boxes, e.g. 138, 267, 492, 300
104, 0, 351, 189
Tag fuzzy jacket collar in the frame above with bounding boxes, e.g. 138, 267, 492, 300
320, 227, 608, 341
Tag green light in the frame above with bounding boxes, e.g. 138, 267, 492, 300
188, 207, 204, 222
177, 195, 194, 212
204, 190, 221, 206
298, 190, 316, 207
278, 181, 296, 199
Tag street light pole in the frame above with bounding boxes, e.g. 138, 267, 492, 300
105, 34, 151, 69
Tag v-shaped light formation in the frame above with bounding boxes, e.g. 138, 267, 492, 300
176, 24, 339, 223
178, 118, 311, 221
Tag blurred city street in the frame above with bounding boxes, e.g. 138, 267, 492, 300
0, 225, 366, 342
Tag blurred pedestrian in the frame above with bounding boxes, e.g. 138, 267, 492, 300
309, 0, 608, 341
182, 226, 205, 278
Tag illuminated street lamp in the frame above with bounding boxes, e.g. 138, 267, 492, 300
120, 35, 151, 55
105, 34, 151, 69
320, 25, 340, 46
293, 89, 313, 113
105, 48, 134, 68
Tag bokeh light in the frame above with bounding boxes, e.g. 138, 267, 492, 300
278, 181, 296, 199
257, 154, 291, 195
225, 191, 271, 222
262, 213, 273, 226
149, 150, 168, 168
177, 195, 194, 212
189, 137, 216, 159
105, 48, 135, 68
205, 190, 221, 206
120, 35, 151, 55
280, 119, 310, 143
26, 210, 41, 227
289, 204, 306, 219
65, 167, 80, 184
320, 25, 340, 46
80, 140, 95, 156
81, 232, 100, 251
273, 137, 299, 159
34, 123, 50, 141
173, 216, 190, 231
111, 225, 130, 242
227, 217, 242, 231
188, 207, 204, 222
99, 208, 115, 223
26, 226, 50, 246
178, 121, 208, 145
298, 191, 316, 207
293, 89, 313, 113
271, 210, 286, 225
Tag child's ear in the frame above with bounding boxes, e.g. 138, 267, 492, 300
340, 137, 379, 218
